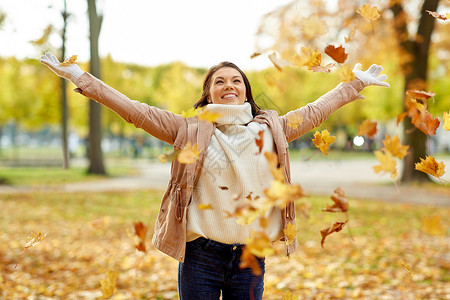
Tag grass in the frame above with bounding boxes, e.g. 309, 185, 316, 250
1, 189, 448, 299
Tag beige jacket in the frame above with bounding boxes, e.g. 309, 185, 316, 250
74, 72, 365, 262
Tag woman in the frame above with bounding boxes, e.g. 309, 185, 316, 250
40, 52, 389, 299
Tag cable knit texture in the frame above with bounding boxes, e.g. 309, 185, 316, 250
186, 102, 283, 244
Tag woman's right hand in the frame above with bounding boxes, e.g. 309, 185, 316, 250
40, 52, 84, 82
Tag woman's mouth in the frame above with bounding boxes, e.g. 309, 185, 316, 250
222, 93, 238, 100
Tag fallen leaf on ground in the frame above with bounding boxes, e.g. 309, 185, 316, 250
320, 220, 348, 248
422, 214, 445, 235
100, 269, 117, 299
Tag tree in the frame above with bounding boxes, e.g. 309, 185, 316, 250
87, 0, 106, 174
60, 0, 70, 169
256, 0, 449, 183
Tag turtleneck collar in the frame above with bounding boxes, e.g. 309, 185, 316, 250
206, 102, 253, 125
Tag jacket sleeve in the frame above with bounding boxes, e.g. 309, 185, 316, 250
280, 79, 365, 143
73, 72, 185, 145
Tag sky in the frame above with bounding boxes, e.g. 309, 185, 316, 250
0, 0, 295, 71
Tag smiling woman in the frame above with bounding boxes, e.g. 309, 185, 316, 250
40, 51, 389, 300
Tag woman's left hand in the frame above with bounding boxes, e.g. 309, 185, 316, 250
352, 63, 390, 88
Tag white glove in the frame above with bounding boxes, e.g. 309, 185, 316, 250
40, 52, 84, 82
353, 63, 390, 88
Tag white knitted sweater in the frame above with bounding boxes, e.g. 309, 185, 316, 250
186, 102, 283, 244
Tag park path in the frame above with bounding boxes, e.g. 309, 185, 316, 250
1, 158, 449, 207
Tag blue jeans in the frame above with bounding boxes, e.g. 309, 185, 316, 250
178, 237, 265, 300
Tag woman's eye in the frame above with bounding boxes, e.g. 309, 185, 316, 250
216, 80, 223, 84
234, 79, 241, 83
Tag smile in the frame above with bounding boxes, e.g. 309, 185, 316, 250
222, 93, 238, 100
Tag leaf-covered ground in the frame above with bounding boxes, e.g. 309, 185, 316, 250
1, 190, 448, 299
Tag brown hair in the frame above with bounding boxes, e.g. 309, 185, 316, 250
193, 62, 260, 117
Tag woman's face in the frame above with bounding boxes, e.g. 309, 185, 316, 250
209, 67, 246, 105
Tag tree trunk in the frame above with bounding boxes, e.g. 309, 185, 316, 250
60, 0, 70, 169
391, 0, 439, 182
87, 0, 106, 174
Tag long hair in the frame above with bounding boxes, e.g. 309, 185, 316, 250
193, 62, 260, 117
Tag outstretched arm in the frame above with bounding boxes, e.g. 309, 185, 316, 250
40, 52, 185, 145
281, 63, 390, 143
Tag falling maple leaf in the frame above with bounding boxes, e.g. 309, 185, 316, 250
397, 112, 407, 125
181, 107, 198, 118
293, 47, 322, 70
286, 112, 304, 129
264, 180, 308, 209
24, 231, 47, 249
381, 134, 409, 159
443, 112, 450, 131
406, 89, 436, 100
250, 52, 262, 59
357, 4, 381, 22
60, 55, 78, 66
311, 129, 336, 155
198, 107, 221, 123
158, 149, 179, 163
255, 130, 264, 154
100, 269, 117, 299
357, 120, 377, 138
283, 222, 297, 245
264, 152, 285, 182
320, 220, 348, 248
412, 111, 440, 136
198, 203, 213, 210
345, 27, 356, 43
338, 64, 356, 82
311, 63, 335, 73
422, 214, 445, 235
134, 221, 148, 253
245, 230, 275, 257
415, 156, 445, 179
177, 142, 200, 164
239, 246, 262, 276
373, 150, 398, 180
322, 187, 349, 212
268, 52, 292, 71
426, 10, 448, 20
401, 260, 414, 278
324, 45, 348, 64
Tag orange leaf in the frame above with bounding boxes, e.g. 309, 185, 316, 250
60, 55, 78, 66
322, 187, 349, 212
357, 120, 377, 138
320, 220, 348, 248
382, 134, 409, 159
239, 246, 262, 276
415, 156, 445, 179
443, 112, 450, 131
255, 130, 264, 154
357, 4, 381, 22
413, 111, 440, 136
325, 45, 348, 64
426, 10, 448, 21
406, 89, 436, 100
311, 63, 336, 73
177, 142, 200, 164
373, 150, 398, 180
397, 112, 407, 126
134, 221, 148, 253
311, 129, 336, 155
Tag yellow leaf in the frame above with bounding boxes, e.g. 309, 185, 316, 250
338, 64, 356, 82
264, 152, 285, 182
422, 214, 445, 235
198, 203, 213, 210
158, 149, 179, 163
24, 232, 47, 249
293, 47, 321, 70
245, 231, 275, 257
264, 180, 307, 209
286, 112, 304, 130
311, 129, 336, 155
415, 156, 445, 179
181, 107, 198, 118
177, 142, 200, 164
283, 222, 297, 245
373, 150, 398, 180
443, 111, 450, 131
100, 269, 117, 299
198, 107, 222, 123
60, 55, 78, 66
357, 4, 381, 22
283, 291, 299, 300
382, 134, 409, 159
